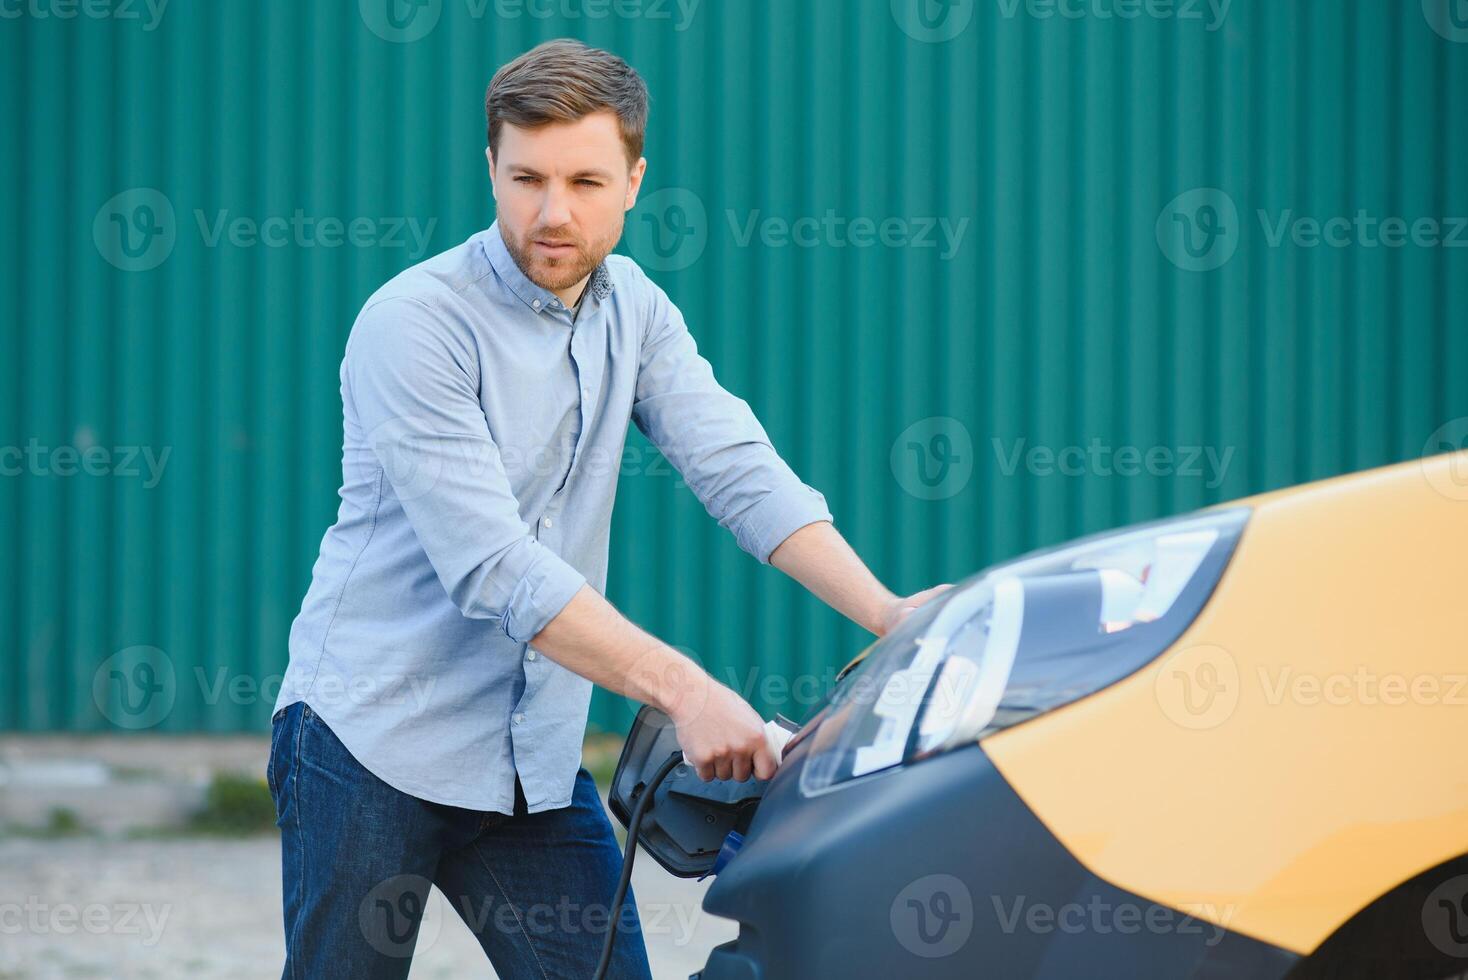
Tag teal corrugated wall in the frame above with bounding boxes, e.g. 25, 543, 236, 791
2, 0, 1465, 733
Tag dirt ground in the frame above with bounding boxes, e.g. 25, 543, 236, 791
0, 835, 736, 979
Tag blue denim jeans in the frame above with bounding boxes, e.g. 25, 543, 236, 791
267, 700, 653, 979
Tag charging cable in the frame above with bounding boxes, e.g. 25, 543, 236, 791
593, 750, 683, 980
594, 723, 794, 979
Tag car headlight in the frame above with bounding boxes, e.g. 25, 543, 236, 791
797, 508, 1249, 797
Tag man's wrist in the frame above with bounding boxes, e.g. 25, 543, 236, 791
861, 588, 900, 636
641, 645, 711, 724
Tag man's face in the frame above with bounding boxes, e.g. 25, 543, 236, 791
488, 110, 646, 295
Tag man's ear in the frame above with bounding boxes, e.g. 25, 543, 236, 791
624, 156, 648, 211
485, 146, 497, 200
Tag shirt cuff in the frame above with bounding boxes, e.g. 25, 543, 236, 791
501, 546, 588, 644
736, 482, 834, 564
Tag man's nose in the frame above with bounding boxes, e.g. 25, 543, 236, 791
539, 184, 573, 229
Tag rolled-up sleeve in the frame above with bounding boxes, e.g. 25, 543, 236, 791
630, 278, 833, 563
344, 297, 586, 642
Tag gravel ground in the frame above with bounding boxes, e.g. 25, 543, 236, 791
0, 836, 736, 979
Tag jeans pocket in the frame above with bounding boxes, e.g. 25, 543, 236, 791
266, 711, 285, 801
267, 702, 302, 804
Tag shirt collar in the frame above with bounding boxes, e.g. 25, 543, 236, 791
483, 220, 614, 316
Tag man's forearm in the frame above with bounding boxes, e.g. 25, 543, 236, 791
528, 583, 708, 722
768, 520, 897, 635
529, 583, 779, 781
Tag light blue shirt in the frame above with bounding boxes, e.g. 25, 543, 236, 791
276, 222, 832, 813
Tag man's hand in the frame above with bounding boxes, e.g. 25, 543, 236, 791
875, 583, 954, 637
668, 674, 778, 783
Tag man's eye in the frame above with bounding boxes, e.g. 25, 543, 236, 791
576, 179, 602, 188
514, 175, 540, 184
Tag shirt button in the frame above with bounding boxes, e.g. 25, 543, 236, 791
526, 649, 538, 662
513, 712, 526, 725
532, 299, 542, 310
582, 386, 591, 397
542, 516, 553, 528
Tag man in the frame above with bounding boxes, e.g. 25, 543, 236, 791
268, 38, 947, 979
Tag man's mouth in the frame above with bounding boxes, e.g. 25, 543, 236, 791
533, 239, 577, 255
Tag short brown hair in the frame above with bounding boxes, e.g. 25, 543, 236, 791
485, 39, 649, 168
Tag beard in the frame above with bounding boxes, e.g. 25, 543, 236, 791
500, 217, 621, 294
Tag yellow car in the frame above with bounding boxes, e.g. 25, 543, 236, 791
613, 451, 1468, 979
